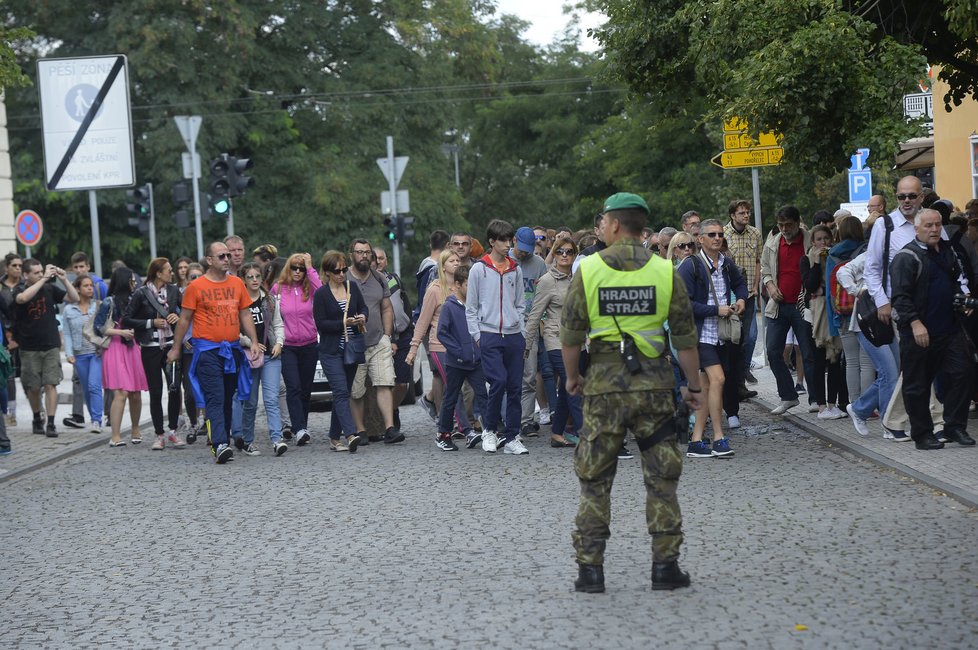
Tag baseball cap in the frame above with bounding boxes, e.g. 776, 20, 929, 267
603, 192, 649, 215
515, 227, 536, 253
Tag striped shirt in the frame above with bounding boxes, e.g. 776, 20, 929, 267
700, 252, 728, 346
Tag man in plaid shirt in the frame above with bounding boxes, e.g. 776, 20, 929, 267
723, 200, 763, 398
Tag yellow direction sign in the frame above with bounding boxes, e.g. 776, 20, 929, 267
711, 147, 785, 169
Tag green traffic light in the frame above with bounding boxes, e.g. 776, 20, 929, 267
386, 231, 396, 241
212, 198, 230, 215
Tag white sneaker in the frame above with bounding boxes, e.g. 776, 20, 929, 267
808, 404, 820, 413
537, 410, 551, 426
295, 429, 311, 446
481, 430, 498, 453
90, 422, 102, 433
816, 408, 835, 420
770, 400, 799, 415
828, 406, 847, 419
503, 438, 529, 455
846, 404, 869, 436
727, 415, 741, 429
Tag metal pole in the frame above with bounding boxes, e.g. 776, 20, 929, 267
751, 167, 762, 232
88, 190, 102, 278
25, 245, 31, 259
190, 136, 204, 259
453, 147, 460, 189
147, 182, 157, 259
387, 136, 401, 278
227, 198, 234, 237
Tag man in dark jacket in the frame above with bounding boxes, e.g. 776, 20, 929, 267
890, 208, 976, 450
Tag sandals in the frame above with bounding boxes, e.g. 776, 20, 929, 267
550, 437, 576, 448
108, 440, 127, 448
130, 437, 143, 445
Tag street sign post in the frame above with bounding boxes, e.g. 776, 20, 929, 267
847, 148, 873, 203
174, 115, 204, 259
36, 55, 135, 191
713, 117, 785, 233
378, 137, 408, 277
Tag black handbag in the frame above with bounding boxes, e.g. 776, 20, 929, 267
855, 291, 894, 347
342, 282, 367, 365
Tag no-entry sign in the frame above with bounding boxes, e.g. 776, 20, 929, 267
15, 210, 44, 247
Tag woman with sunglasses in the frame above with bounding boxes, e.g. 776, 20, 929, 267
0, 254, 23, 426
313, 251, 368, 452
406, 249, 471, 439
667, 232, 696, 266
271, 253, 321, 447
526, 236, 583, 447
232, 263, 286, 456
94, 267, 147, 447
180, 264, 206, 439
123, 257, 186, 450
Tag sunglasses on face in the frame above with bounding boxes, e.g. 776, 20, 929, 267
896, 193, 919, 201
702, 232, 723, 239
331, 267, 349, 274
535, 235, 548, 241
291, 266, 306, 272
189, 274, 202, 280
677, 243, 695, 250
452, 241, 470, 247
214, 253, 230, 260
554, 248, 575, 256
245, 274, 262, 281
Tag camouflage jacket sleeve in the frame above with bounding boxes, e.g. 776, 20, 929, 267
666, 271, 697, 351
559, 270, 588, 347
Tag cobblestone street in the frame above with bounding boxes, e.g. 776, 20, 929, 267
3, 400, 977, 648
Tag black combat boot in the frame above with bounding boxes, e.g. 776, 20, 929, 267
574, 564, 605, 593
651, 561, 690, 590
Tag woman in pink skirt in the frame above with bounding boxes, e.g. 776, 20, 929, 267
94, 267, 148, 447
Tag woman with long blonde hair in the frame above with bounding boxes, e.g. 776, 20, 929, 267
271, 252, 321, 447
407, 249, 472, 437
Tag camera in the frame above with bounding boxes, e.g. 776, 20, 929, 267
953, 294, 978, 311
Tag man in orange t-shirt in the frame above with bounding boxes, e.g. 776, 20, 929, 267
168, 242, 259, 464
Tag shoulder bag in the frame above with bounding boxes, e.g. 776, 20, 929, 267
342, 282, 366, 365
705, 256, 742, 344
83, 299, 112, 350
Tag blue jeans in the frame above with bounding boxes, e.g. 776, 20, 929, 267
850, 332, 899, 421
196, 348, 240, 447
538, 343, 558, 413
233, 356, 282, 445
480, 332, 524, 441
319, 351, 357, 439
740, 297, 758, 376
764, 303, 815, 401
547, 350, 583, 435
74, 353, 104, 423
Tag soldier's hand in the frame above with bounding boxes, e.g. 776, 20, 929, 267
681, 387, 702, 411
565, 374, 583, 396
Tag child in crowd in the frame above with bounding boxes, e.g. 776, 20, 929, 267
436, 266, 488, 451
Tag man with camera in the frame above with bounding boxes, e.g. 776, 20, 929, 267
890, 208, 977, 450
13, 259, 79, 436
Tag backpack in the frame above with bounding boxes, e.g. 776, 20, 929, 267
827, 242, 867, 316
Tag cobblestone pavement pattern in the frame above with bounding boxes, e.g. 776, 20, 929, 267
3, 400, 977, 648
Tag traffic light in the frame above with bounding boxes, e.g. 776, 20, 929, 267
383, 216, 396, 242
398, 215, 415, 241
210, 195, 231, 217
209, 154, 255, 200
126, 184, 151, 232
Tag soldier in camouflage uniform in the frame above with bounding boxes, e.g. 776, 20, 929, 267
561, 192, 703, 593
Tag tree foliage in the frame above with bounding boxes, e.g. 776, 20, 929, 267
591, 0, 933, 175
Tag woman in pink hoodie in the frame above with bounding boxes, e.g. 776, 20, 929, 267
271, 252, 321, 446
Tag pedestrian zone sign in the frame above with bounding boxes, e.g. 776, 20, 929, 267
37, 55, 135, 191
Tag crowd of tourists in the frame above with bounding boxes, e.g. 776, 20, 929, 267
0, 178, 976, 460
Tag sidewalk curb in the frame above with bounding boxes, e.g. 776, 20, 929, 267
755, 397, 978, 510
0, 418, 152, 485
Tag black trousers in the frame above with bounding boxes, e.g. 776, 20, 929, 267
141, 345, 181, 435
900, 330, 973, 440
720, 340, 741, 419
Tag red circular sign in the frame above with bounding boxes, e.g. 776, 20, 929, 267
15, 210, 43, 247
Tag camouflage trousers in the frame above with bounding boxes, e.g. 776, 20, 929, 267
572, 390, 684, 566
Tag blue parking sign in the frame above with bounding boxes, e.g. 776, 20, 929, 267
848, 169, 872, 202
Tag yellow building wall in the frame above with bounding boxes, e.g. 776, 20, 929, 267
932, 74, 978, 208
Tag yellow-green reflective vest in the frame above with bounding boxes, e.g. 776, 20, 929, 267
581, 252, 672, 358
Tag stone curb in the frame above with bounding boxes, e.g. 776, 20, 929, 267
754, 396, 978, 510
0, 418, 151, 485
